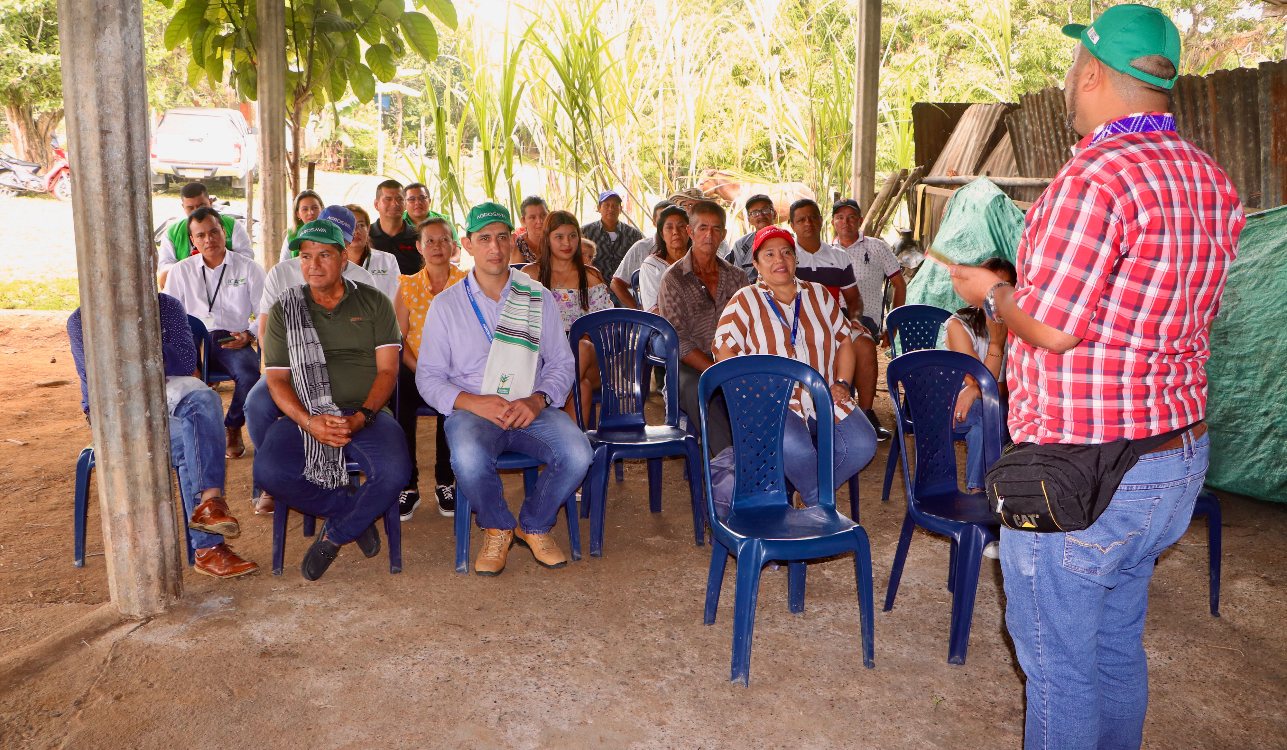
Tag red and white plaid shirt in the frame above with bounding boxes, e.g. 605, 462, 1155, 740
1007, 113, 1244, 445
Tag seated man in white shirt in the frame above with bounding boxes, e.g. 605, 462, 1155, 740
609, 200, 670, 307
162, 206, 266, 459
831, 198, 905, 336
157, 181, 253, 286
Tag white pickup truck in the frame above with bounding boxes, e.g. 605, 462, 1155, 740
150, 108, 258, 195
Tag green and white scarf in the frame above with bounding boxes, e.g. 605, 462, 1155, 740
480, 269, 543, 400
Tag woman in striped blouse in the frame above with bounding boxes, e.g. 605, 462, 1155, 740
711, 226, 878, 509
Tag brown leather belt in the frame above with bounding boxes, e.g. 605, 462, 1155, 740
1143, 422, 1207, 455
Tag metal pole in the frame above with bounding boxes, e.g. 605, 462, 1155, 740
258, 0, 288, 270
56, 0, 182, 617
851, 0, 882, 210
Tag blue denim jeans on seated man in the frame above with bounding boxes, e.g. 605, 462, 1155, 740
445, 408, 593, 534
244, 377, 281, 451
253, 412, 411, 544
169, 387, 227, 550
207, 333, 262, 428
1000, 433, 1209, 750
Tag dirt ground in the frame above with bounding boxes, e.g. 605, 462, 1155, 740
0, 310, 1283, 749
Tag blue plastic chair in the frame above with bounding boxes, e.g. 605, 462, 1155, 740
698, 355, 875, 685
271, 461, 403, 575
880, 304, 953, 504
1191, 489, 1222, 617
883, 349, 1003, 664
74, 446, 195, 566
629, 268, 643, 307
571, 309, 704, 556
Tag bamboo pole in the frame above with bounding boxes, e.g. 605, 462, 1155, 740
860, 170, 903, 236
258, 0, 287, 270
851, 0, 881, 210
56, 0, 183, 617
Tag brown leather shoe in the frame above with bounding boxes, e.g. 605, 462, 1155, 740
253, 491, 275, 515
194, 543, 258, 579
475, 528, 514, 576
513, 528, 568, 569
189, 496, 241, 538
226, 426, 245, 459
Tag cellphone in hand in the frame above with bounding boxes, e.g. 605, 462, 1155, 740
217, 335, 237, 345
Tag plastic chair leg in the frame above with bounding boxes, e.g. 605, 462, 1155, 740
271, 504, 289, 575
647, 458, 663, 513
946, 527, 987, 665
302, 514, 316, 537
1200, 494, 1222, 617
454, 489, 471, 574
588, 446, 611, 557
523, 466, 538, 494
947, 538, 958, 594
73, 447, 94, 567
729, 542, 766, 686
564, 491, 582, 561
704, 539, 728, 625
884, 513, 917, 611
787, 562, 806, 614
383, 501, 403, 574
614, 458, 625, 483
851, 526, 876, 668
881, 436, 900, 503
847, 474, 860, 524
684, 440, 705, 546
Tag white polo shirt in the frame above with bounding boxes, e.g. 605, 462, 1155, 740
163, 250, 265, 333
258, 256, 379, 315
793, 240, 857, 294
358, 249, 401, 301
838, 235, 902, 317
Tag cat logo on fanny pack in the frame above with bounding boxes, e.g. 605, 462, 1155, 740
1011, 513, 1040, 529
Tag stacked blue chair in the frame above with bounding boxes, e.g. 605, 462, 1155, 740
187, 314, 247, 387
74, 446, 195, 566
881, 304, 953, 504
454, 453, 581, 573
698, 355, 875, 685
571, 309, 704, 556
883, 349, 1003, 664
272, 461, 403, 575
1191, 489, 1222, 616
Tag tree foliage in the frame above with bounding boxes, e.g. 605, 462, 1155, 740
157, 0, 456, 191
0, 0, 63, 165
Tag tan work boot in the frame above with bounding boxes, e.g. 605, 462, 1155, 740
226, 426, 246, 458
475, 528, 514, 576
189, 496, 241, 538
514, 528, 568, 569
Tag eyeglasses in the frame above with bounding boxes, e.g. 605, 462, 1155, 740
748, 208, 774, 218
405, 195, 429, 203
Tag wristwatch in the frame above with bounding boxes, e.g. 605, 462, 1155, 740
357, 407, 376, 428
983, 282, 1012, 324
534, 391, 553, 408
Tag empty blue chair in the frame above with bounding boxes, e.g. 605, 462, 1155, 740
881, 304, 953, 504
1191, 489, 1222, 616
884, 349, 1003, 665
699, 355, 875, 685
187, 314, 237, 386
74, 446, 195, 566
271, 461, 403, 575
571, 309, 704, 556
453, 452, 581, 573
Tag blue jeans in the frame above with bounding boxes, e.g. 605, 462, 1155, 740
245, 377, 280, 451
1000, 433, 1209, 750
960, 400, 986, 490
253, 412, 411, 544
445, 408, 592, 533
208, 333, 261, 428
169, 387, 227, 550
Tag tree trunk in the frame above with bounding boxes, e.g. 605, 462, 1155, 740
287, 113, 302, 196
4, 102, 62, 165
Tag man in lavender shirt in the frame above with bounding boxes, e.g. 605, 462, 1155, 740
416, 202, 592, 576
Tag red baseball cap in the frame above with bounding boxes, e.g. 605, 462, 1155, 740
752, 226, 795, 258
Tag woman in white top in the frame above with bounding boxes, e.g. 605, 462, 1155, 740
277, 190, 323, 261
942, 256, 1016, 492
343, 204, 400, 301
637, 205, 690, 312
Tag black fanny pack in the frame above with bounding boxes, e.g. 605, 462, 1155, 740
986, 423, 1195, 533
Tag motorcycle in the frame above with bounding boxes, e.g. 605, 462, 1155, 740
0, 140, 72, 201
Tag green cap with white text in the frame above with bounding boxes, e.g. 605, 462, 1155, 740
288, 219, 346, 250
465, 202, 514, 234
1062, 4, 1181, 90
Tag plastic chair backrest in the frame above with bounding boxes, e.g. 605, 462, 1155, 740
698, 355, 835, 525
886, 304, 952, 357
570, 309, 679, 431
186, 314, 210, 381
629, 269, 643, 307
886, 349, 1003, 499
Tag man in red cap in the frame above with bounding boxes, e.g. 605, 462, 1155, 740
951, 5, 1243, 747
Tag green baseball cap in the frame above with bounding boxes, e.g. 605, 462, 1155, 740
288, 219, 346, 250
465, 202, 514, 234
1062, 4, 1181, 90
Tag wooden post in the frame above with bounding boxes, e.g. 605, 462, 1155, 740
851, 0, 881, 210
258, 0, 288, 270
56, 0, 183, 617
306, 161, 317, 191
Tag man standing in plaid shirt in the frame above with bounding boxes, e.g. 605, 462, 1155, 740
951, 5, 1243, 748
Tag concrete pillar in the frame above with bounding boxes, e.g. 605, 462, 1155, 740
57, 0, 183, 617
257, 0, 288, 270
851, 0, 882, 210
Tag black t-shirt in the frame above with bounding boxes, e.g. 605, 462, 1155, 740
370, 218, 422, 274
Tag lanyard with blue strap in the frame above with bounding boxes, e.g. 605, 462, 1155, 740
463, 275, 494, 344
762, 288, 801, 350
1088, 112, 1175, 147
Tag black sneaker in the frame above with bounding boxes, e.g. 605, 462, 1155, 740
435, 484, 457, 517
398, 489, 421, 521
865, 409, 892, 442
356, 523, 381, 558
301, 536, 340, 581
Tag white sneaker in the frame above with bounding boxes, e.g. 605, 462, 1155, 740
982, 541, 1000, 559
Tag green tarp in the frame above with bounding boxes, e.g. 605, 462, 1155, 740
905, 177, 1024, 311
1206, 205, 1287, 502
